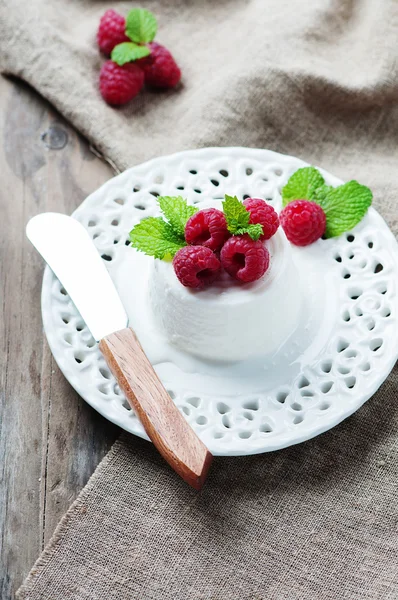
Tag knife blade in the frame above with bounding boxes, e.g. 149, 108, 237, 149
27, 213, 212, 490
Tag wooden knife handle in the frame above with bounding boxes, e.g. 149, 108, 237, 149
99, 327, 212, 490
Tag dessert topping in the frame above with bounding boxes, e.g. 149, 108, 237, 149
220, 235, 270, 283
173, 246, 221, 289
185, 208, 230, 252
281, 167, 372, 240
243, 197, 279, 240
280, 200, 326, 246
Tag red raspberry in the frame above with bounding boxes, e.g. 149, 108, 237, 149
280, 200, 326, 246
97, 9, 130, 56
99, 60, 144, 106
173, 246, 221, 289
220, 235, 270, 283
185, 208, 230, 252
138, 42, 181, 89
243, 198, 279, 240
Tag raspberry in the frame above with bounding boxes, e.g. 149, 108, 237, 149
138, 42, 181, 89
243, 198, 279, 240
173, 246, 221, 289
220, 235, 270, 283
99, 60, 144, 106
185, 208, 230, 252
280, 200, 326, 246
97, 9, 130, 56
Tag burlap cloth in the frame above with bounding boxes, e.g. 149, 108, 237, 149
2, 0, 398, 598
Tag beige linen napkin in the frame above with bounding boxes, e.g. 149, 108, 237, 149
2, 0, 398, 598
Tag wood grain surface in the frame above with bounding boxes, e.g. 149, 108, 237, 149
100, 328, 212, 490
0, 76, 118, 599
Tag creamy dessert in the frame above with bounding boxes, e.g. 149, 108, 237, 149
149, 228, 301, 361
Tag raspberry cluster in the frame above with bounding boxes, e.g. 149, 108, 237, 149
97, 9, 181, 106
173, 200, 279, 288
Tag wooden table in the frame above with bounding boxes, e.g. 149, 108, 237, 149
0, 75, 119, 599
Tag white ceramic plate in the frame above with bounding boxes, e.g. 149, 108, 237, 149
41, 147, 398, 456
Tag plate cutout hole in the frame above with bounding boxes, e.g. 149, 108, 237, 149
187, 396, 201, 408
101, 254, 113, 262
298, 376, 310, 389
134, 204, 146, 211
381, 306, 391, 318
370, 338, 383, 352
64, 333, 73, 345
337, 339, 349, 353
217, 402, 230, 414
342, 310, 351, 322
319, 401, 330, 411
167, 390, 176, 400
122, 398, 131, 411
99, 368, 111, 380
88, 220, 96, 227
293, 415, 303, 425
345, 376, 356, 389
74, 352, 84, 364
337, 365, 350, 375
222, 415, 231, 428
360, 361, 371, 372
374, 263, 383, 274
276, 390, 289, 404
344, 349, 357, 359
348, 287, 363, 300
111, 219, 119, 226
246, 167, 253, 176
291, 402, 302, 411
182, 406, 190, 416
219, 169, 228, 177
321, 381, 334, 394
214, 430, 225, 439
334, 254, 342, 263
113, 197, 125, 205
259, 423, 273, 433
239, 430, 252, 439
243, 411, 254, 421
300, 389, 314, 398
320, 360, 332, 374
242, 399, 260, 411
210, 179, 219, 186
346, 234, 355, 242
196, 416, 207, 425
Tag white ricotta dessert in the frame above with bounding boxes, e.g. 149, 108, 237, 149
148, 228, 302, 362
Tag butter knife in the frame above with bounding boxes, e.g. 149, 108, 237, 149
26, 212, 212, 490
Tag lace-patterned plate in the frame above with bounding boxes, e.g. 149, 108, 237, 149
41, 148, 398, 456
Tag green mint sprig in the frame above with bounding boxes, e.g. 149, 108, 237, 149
222, 195, 263, 241
281, 166, 372, 238
129, 196, 198, 259
125, 8, 157, 44
111, 42, 150, 65
112, 8, 157, 67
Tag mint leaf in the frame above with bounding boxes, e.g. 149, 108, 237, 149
126, 8, 157, 44
223, 194, 250, 234
235, 223, 263, 241
282, 167, 325, 206
111, 42, 150, 65
318, 181, 372, 238
129, 217, 186, 259
158, 196, 198, 237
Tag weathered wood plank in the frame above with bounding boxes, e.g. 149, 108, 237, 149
0, 76, 119, 599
